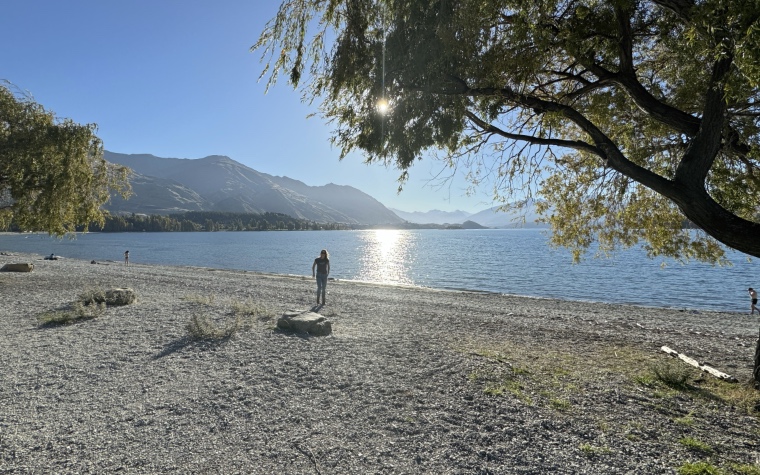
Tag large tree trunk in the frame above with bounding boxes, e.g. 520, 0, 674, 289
673, 188, 760, 259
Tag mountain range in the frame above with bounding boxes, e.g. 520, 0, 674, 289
104, 151, 545, 228
104, 151, 404, 226
391, 205, 546, 228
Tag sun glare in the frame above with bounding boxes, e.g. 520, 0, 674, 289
358, 229, 413, 285
376, 98, 389, 114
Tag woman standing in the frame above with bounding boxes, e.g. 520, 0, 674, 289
312, 249, 330, 305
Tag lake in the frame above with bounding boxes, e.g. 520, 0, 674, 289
1, 229, 757, 313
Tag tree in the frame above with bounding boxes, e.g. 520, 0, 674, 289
253, 0, 760, 263
0, 82, 130, 235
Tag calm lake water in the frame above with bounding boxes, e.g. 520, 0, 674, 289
2, 229, 757, 313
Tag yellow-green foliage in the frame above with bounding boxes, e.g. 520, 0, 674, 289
679, 437, 713, 455
254, 0, 760, 263
728, 463, 760, 475
579, 443, 611, 457
676, 461, 722, 475
549, 398, 571, 412
0, 82, 131, 235
651, 360, 693, 390
674, 414, 695, 427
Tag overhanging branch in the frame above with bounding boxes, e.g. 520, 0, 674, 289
464, 111, 598, 154
463, 84, 677, 198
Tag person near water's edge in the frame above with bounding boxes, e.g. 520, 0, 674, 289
749, 288, 758, 315
124, 250, 129, 266
312, 249, 330, 305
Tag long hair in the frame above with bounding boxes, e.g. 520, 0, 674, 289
319, 249, 329, 260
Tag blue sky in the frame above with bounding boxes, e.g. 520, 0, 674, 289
0, 1, 495, 213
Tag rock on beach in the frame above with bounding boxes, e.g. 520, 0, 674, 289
277, 310, 332, 336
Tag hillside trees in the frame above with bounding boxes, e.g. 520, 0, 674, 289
93, 211, 336, 232
253, 0, 760, 263
0, 82, 130, 235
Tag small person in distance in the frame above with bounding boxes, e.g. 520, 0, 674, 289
749, 288, 758, 315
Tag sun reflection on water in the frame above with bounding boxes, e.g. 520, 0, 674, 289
357, 229, 414, 285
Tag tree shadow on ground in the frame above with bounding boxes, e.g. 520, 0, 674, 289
272, 327, 322, 340
153, 335, 232, 359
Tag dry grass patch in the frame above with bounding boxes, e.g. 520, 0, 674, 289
456, 337, 760, 474
231, 299, 274, 324
182, 294, 274, 340
458, 339, 657, 401
37, 300, 106, 325
36, 287, 132, 325
457, 338, 760, 411
186, 313, 241, 341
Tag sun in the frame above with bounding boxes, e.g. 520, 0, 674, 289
376, 98, 389, 114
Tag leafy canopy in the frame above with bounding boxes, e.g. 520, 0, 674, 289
254, 0, 760, 263
0, 82, 130, 235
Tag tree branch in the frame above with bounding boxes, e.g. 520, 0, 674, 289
577, 58, 702, 137
462, 85, 678, 198
464, 111, 598, 155
564, 6, 701, 136
651, 0, 695, 23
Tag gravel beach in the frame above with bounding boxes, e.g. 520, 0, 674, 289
1, 252, 759, 474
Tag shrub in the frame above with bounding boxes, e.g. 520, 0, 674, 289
79, 287, 136, 306
652, 361, 693, 390
550, 398, 572, 412
231, 299, 273, 324
679, 437, 713, 455
676, 461, 722, 475
181, 295, 274, 340
78, 288, 108, 306
674, 414, 695, 427
728, 463, 760, 475
186, 313, 241, 341
37, 300, 106, 325
579, 443, 611, 457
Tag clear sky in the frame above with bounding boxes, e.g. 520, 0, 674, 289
1, 1, 496, 213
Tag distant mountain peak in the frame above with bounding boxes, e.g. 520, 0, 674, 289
198, 154, 235, 163
389, 208, 473, 225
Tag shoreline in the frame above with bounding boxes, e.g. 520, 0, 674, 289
1, 230, 755, 313
1, 251, 759, 473
4, 249, 746, 315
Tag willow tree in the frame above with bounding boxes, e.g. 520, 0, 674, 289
254, 0, 760, 264
0, 83, 131, 235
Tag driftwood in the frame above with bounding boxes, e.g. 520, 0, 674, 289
660, 346, 738, 383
